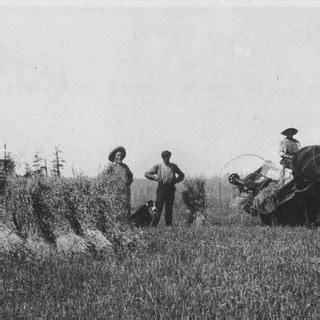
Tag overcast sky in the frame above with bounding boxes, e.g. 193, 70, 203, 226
1, 4, 319, 177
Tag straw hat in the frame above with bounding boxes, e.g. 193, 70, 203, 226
108, 146, 126, 162
281, 128, 298, 136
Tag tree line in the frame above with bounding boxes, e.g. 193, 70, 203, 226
2, 145, 66, 178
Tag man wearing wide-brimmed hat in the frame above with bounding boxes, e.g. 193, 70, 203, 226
145, 150, 184, 226
106, 146, 133, 185
102, 146, 133, 221
279, 128, 300, 169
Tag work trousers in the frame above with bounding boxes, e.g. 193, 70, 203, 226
154, 184, 175, 226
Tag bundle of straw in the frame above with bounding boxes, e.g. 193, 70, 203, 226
182, 177, 207, 225
83, 229, 113, 252
56, 233, 91, 255
0, 225, 34, 259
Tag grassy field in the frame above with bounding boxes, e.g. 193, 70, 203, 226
2, 176, 320, 319
3, 224, 320, 319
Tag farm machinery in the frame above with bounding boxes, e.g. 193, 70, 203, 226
228, 145, 320, 226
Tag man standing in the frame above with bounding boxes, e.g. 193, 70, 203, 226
145, 150, 184, 226
103, 146, 133, 222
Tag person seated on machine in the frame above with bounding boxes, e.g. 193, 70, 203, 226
279, 127, 300, 170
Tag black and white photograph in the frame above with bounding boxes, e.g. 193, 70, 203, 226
1, 0, 319, 318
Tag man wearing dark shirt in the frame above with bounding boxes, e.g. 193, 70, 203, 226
145, 150, 184, 226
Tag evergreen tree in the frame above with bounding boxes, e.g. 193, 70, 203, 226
24, 162, 33, 178
2, 144, 15, 175
51, 146, 65, 177
4, 153, 16, 175
32, 151, 45, 176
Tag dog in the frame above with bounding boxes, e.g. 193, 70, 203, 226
130, 200, 159, 227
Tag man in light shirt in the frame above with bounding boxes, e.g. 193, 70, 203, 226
279, 128, 300, 169
145, 150, 184, 226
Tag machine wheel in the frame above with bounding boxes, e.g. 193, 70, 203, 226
229, 173, 240, 185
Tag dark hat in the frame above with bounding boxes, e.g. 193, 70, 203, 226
161, 150, 172, 158
281, 128, 298, 136
108, 146, 126, 162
